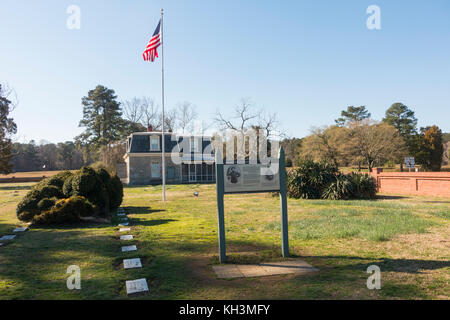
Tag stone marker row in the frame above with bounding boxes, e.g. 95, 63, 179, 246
116, 207, 149, 296
0, 226, 28, 247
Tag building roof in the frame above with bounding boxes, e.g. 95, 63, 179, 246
127, 132, 213, 154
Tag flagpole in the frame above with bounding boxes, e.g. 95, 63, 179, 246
161, 8, 166, 202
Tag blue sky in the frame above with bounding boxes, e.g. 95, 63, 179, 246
1, 0, 449, 143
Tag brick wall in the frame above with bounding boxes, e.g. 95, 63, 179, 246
370, 168, 450, 197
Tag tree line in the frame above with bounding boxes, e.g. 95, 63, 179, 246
1, 83, 279, 173
283, 104, 448, 172
11, 141, 84, 172
1, 82, 448, 174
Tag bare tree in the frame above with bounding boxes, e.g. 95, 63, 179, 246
258, 110, 279, 138
214, 98, 280, 138
176, 101, 198, 133
122, 97, 144, 124
195, 120, 212, 135
163, 108, 178, 132
345, 120, 406, 172
214, 98, 260, 132
140, 97, 161, 130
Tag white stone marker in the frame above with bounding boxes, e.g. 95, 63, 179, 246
117, 213, 126, 216
13, 227, 28, 232
119, 228, 131, 232
0, 235, 16, 241
126, 278, 149, 296
123, 258, 142, 269
122, 245, 137, 252
120, 235, 133, 241
0, 243, 3, 247
118, 223, 129, 226
120, 217, 128, 221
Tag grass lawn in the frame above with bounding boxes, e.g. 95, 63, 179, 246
0, 170, 68, 179
0, 182, 449, 299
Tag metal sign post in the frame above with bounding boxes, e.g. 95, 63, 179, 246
215, 149, 226, 263
215, 147, 289, 264
279, 147, 289, 258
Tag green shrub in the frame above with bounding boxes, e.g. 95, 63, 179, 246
32, 196, 94, 225
90, 161, 116, 176
62, 174, 74, 197
286, 160, 377, 200
17, 182, 64, 221
286, 160, 338, 199
322, 174, 353, 200
108, 175, 123, 210
45, 171, 73, 189
17, 166, 123, 223
348, 173, 377, 199
71, 167, 98, 196
37, 198, 56, 211
18, 210, 38, 222
95, 168, 111, 185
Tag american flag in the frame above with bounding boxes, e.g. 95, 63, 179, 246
143, 19, 161, 62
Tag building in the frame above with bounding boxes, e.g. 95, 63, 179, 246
123, 130, 215, 185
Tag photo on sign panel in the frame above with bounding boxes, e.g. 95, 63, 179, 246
226, 166, 242, 185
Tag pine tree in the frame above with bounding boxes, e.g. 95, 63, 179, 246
335, 106, 371, 126
75, 85, 126, 161
0, 84, 17, 174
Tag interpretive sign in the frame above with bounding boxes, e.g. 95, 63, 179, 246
223, 161, 280, 194
215, 147, 289, 263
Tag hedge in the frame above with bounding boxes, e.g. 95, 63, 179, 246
287, 160, 377, 200
17, 165, 123, 225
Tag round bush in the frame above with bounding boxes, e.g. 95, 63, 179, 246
16, 188, 43, 215
348, 173, 377, 199
71, 167, 98, 196
108, 175, 123, 210
322, 174, 353, 200
62, 174, 74, 197
17, 166, 121, 224
95, 168, 111, 185
286, 160, 338, 199
18, 210, 37, 222
32, 196, 94, 225
45, 171, 73, 189
37, 198, 56, 211
17, 184, 63, 220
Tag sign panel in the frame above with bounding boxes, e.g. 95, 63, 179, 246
215, 147, 289, 263
223, 162, 280, 194
404, 157, 415, 168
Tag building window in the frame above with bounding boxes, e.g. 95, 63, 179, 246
150, 136, 160, 151
191, 137, 197, 153
151, 162, 161, 178
168, 166, 175, 179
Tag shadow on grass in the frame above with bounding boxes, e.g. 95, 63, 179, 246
0, 185, 32, 191
303, 254, 450, 274
376, 195, 409, 200
131, 218, 177, 227
1, 224, 447, 299
0, 221, 21, 242
125, 206, 166, 215
0, 229, 124, 299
